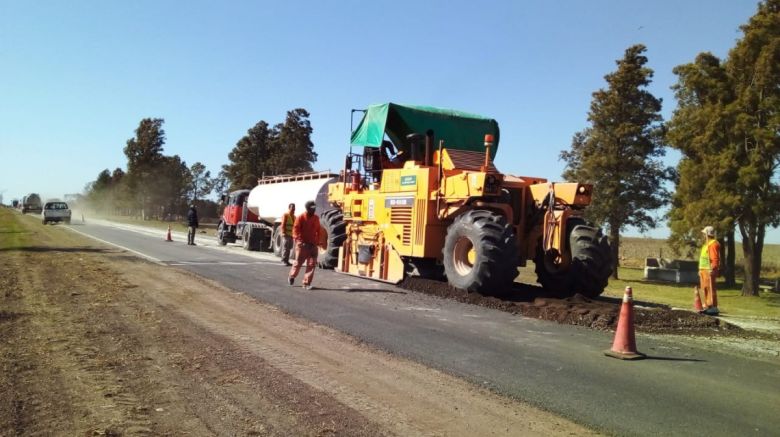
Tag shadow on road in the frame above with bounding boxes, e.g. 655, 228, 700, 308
315, 287, 408, 294
642, 355, 707, 362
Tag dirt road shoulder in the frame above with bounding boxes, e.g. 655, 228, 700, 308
1, 210, 594, 436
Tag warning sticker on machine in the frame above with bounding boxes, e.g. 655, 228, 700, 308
400, 175, 417, 186
385, 197, 414, 208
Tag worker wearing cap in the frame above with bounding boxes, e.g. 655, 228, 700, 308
288, 200, 321, 290
280, 203, 295, 266
699, 226, 721, 315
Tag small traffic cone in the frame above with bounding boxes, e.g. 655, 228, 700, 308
693, 286, 704, 312
165, 225, 173, 242
604, 286, 646, 360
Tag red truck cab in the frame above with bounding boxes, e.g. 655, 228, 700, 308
217, 189, 269, 250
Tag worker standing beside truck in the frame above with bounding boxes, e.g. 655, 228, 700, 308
280, 203, 296, 266
287, 201, 320, 290
699, 226, 721, 316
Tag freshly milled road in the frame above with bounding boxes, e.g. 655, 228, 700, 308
63, 218, 779, 436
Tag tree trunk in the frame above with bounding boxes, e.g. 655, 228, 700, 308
725, 228, 736, 287
739, 221, 764, 297
609, 226, 620, 280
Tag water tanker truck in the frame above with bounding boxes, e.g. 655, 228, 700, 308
21, 193, 42, 214
319, 103, 613, 298
217, 172, 338, 261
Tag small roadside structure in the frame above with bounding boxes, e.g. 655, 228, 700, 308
643, 258, 698, 284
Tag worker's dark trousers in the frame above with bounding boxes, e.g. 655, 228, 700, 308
281, 235, 293, 263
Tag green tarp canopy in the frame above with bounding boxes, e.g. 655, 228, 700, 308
350, 103, 500, 158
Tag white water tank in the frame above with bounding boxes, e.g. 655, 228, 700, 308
247, 172, 338, 223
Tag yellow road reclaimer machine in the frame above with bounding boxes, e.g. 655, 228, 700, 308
320, 103, 612, 297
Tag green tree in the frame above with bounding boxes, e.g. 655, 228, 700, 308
187, 161, 214, 203
667, 53, 739, 286
160, 155, 191, 217
123, 118, 166, 219
560, 44, 671, 279
222, 109, 318, 189
93, 169, 113, 192
269, 108, 317, 174
212, 170, 229, 198
222, 121, 274, 189
726, 0, 780, 296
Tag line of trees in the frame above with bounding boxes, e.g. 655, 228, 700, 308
84, 109, 316, 220
560, 0, 778, 296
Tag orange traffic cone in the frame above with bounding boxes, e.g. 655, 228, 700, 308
165, 225, 173, 242
693, 286, 704, 312
604, 286, 646, 360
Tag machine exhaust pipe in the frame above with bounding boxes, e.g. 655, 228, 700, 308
425, 130, 434, 167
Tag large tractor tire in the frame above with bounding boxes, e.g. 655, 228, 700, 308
534, 220, 612, 298
442, 210, 518, 294
318, 209, 347, 269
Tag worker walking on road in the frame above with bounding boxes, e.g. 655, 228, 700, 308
699, 226, 721, 315
288, 200, 320, 290
187, 205, 199, 246
280, 203, 295, 266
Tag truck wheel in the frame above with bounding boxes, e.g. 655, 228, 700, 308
534, 221, 612, 298
248, 227, 264, 251
318, 209, 347, 269
272, 226, 283, 257
217, 222, 228, 246
442, 210, 518, 294
242, 228, 251, 250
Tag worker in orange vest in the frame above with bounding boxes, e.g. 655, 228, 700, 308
699, 226, 721, 316
287, 200, 321, 290
280, 203, 295, 266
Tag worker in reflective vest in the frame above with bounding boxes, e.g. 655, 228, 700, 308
699, 226, 721, 316
288, 201, 321, 290
280, 203, 295, 266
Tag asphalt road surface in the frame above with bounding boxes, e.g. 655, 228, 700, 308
66, 219, 780, 436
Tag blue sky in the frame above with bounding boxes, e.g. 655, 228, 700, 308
1, 1, 772, 241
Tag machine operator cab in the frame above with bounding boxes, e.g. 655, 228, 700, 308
344, 102, 500, 192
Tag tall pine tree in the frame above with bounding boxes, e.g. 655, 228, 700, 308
221, 121, 275, 190
667, 53, 739, 287
560, 44, 671, 279
221, 109, 318, 191
123, 118, 166, 219
269, 108, 317, 174
726, 0, 779, 296
670, 1, 779, 296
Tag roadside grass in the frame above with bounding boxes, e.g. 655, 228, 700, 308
0, 208, 30, 250
603, 267, 780, 319
620, 236, 780, 279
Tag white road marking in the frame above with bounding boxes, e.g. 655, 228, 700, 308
167, 261, 275, 266
65, 226, 164, 264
